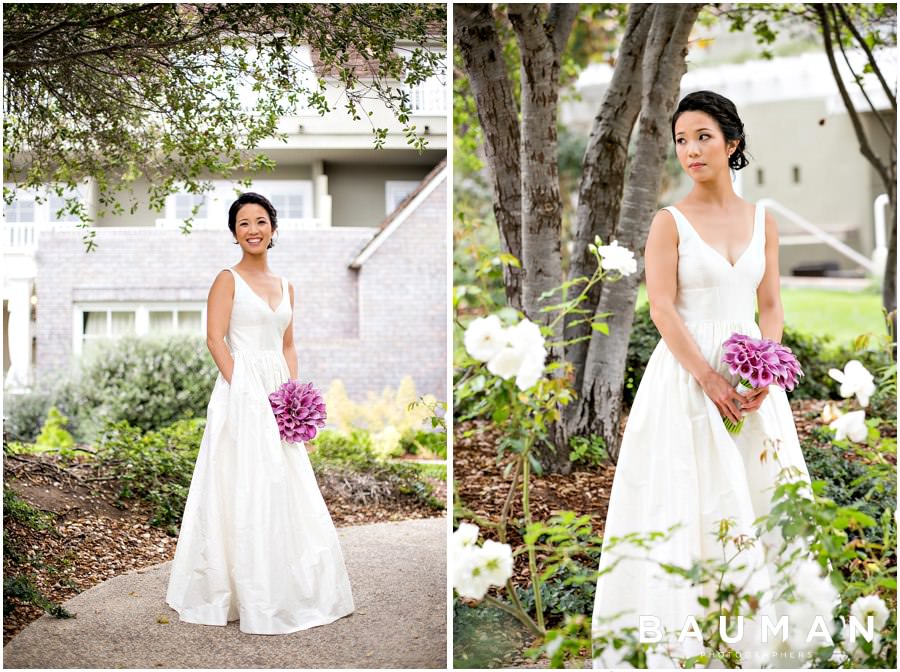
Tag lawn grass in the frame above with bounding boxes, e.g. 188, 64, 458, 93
635, 284, 885, 346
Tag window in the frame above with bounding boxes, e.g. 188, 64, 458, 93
3, 183, 86, 225
75, 303, 205, 357
756, 168, 764, 187
49, 195, 80, 222
149, 309, 202, 334
173, 193, 208, 220
792, 166, 801, 184
4, 198, 35, 223
401, 49, 447, 115
385, 180, 421, 215
245, 181, 314, 222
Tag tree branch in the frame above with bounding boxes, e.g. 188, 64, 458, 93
816, 4, 893, 193
834, 2, 897, 110
547, 3, 579, 55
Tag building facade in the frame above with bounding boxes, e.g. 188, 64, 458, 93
3, 46, 448, 403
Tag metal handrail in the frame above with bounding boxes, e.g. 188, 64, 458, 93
757, 197, 880, 275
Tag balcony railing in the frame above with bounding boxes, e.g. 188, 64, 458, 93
3, 218, 331, 252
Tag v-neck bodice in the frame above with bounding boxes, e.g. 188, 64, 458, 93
223, 268, 291, 354
662, 203, 766, 325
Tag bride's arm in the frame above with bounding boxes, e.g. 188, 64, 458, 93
283, 282, 299, 380
756, 211, 784, 342
207, 270, 235, 384
645, 209, 744, 424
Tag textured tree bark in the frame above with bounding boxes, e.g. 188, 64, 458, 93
508, 3, 577, 473
567, 3, 703, 462
508, 3, 576, 329
565, 3, 652, 397
455, 3, 525, 311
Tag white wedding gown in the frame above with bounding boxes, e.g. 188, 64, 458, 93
166, 267, 354, 634
591, 203, 813, 667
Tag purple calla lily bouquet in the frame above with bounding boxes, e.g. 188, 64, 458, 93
268, 380, 327, 443
720, 333, 803, 434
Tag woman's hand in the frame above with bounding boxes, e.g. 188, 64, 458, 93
739, 385, 769, 413
699, 370, 746, 425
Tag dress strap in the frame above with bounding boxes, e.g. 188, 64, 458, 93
754, 201, 766, 248
661, 206, 693, 246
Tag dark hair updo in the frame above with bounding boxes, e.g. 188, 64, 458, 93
227, 192, 278, 249
671, 90, 750, 171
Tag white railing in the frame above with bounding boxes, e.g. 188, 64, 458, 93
4, 223, 40, 250
154, 217, 330, 230
757, 197, 884, 275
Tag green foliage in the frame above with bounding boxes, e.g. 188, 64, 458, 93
3, 574, 73, 620
34, 407, 76, 455
309, 429, 445, 510
94, 419, 205, 531
568, 434, 607, 467
399, 428, 448, 459
73, 336, 217, 440
3, 486, 55, 532
4, 3, 446, 250
2, 389, 54, 445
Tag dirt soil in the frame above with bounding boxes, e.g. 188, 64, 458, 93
3, 450, 445, 644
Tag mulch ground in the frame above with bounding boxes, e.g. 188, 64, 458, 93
3, 451, 445, 644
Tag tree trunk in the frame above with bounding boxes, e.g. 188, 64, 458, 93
567, 3, 703, 462
884, 192, 897, 352
455, 3, 525, 311
564, 2, 652, 404
508, 3, 577, 473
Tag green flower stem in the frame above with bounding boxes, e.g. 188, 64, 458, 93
522, 441, 546, 632
482, 593, 543, 637
497, 453, 523, 544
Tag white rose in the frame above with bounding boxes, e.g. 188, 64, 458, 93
828, 360, 876, 407
829, 410, 868, 443
464, 315, 507, 362
485, 317, 548, 389
479, 539, 515, 586
849, 594, 889, 631
453, 547, 493, 600
596, 240, 637, 276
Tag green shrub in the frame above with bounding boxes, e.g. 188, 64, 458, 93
3, 389, 54, 444
34, 407, 76, 455
399, 428, 448, 459
73, 336, 217, 439
94, 418, 204, 531
801, 430, 897, 549
3, 574, 72, 619
3, 486, 56, 532
310, 429, 444, 510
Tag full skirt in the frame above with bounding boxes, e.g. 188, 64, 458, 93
165, 351, 354, 634
591, 320, 812, 667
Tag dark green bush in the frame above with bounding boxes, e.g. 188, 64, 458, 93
74, 336, 217, 439
801, 430, 897, 548
94, 418, 205, 532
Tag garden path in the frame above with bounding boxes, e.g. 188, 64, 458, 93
3, 517, 447, 669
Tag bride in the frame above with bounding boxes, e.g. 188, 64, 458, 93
591, 91, 814, 667
166, 192, 354, 634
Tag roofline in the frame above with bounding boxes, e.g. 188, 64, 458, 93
349, 159, 447, 269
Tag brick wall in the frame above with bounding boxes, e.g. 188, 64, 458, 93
34, 181, 446, 402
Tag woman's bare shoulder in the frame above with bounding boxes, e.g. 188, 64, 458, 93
209, 269, 235, 296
